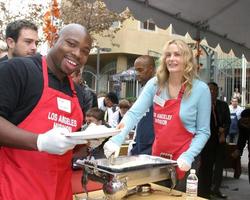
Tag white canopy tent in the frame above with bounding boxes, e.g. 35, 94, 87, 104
103, 0, 250, 61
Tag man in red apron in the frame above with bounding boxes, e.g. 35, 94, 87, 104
0, 24, 92, 200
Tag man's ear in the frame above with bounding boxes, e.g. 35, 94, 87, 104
51, 33, 59, 47
6, 37, 15, 49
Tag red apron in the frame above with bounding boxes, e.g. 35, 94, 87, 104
0, 57, 83, 200
153, 86, 193, 180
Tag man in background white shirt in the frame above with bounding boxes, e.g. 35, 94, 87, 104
228, 97, 244, 143
98, 92, 119, 125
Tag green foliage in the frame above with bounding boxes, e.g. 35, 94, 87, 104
126, 96, 137, 104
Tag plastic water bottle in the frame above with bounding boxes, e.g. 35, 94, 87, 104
186, 169, 198, 200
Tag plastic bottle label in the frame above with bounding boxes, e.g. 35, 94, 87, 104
186, 180, 198, 195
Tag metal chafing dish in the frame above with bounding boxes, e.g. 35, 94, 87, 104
75, 155, 177, 200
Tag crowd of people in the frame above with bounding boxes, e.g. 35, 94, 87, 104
0, 19, 249, 200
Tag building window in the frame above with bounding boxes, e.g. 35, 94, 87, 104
110, 21, 120, 29
140, 19, 156, 31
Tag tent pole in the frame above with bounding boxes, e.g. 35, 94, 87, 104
195, 29, 201, 71
241, 54, 246, 107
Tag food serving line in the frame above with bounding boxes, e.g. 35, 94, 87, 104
70, 125, 206, 199
75, 155, 176, 199
73, 155, 206, 200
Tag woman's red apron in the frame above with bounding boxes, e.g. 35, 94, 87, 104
153, 86, 193, 180
0, 57, 83, 200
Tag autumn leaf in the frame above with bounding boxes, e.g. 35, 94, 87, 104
43, 0, 61, 46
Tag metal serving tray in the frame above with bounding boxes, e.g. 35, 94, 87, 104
76, 155, 178, 194
76, 154, 177, 173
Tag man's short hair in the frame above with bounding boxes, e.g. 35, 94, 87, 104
5, 19, 38, 42
106, 92, 119, 104
136, 55, 155, 68
208, 81, 218, 89
231, 97, 239, 102
241, 108, 250, 118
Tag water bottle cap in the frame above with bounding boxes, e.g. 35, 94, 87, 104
190, 169, 196, 174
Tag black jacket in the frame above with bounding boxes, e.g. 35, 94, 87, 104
215, 99, 231, 136
237, 109, 250, 155
208, 99, 231, 144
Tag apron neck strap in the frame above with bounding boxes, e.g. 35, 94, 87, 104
42, 56, 49, 88
42, 56, 77, 97
68, 75, 77, 97
177, 84, 186, 99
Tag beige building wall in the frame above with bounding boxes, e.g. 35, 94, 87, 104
116, 55, 127, 73
93, 18, 193, 58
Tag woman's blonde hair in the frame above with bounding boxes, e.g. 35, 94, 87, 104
156, 39, 198, 96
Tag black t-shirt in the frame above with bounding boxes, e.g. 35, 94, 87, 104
0, 55, 8, 62
80, 84, 98, 114
0, 54, 83, 125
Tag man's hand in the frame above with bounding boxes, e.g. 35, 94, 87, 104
37, 127, 88, 155
231, 149, 241, 159
218, 127, 226, 143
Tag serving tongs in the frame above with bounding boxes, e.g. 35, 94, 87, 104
81, 160, 105, 200
107, 152, 115, 165
81, 147, 96, 200
160, 152, 177, 192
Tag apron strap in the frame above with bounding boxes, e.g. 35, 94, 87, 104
177, 84, 186, 99
68, 75, 77, 97
42, 56, 77, 97
42, 56, 49, 88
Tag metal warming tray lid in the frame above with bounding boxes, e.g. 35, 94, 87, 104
76, 154, 177, 173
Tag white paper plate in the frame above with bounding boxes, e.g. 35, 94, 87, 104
65, 128, 121, 140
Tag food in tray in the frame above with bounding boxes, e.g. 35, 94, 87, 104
110, 160, 155, 169
75, 155, 177, 174
109, 156, 176, 169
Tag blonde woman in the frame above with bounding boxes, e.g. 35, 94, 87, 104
104, 39, 211, 188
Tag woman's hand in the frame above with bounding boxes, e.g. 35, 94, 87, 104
177, 157, 191, 171
103, 140, 120, 158
116, 122, 125, 129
